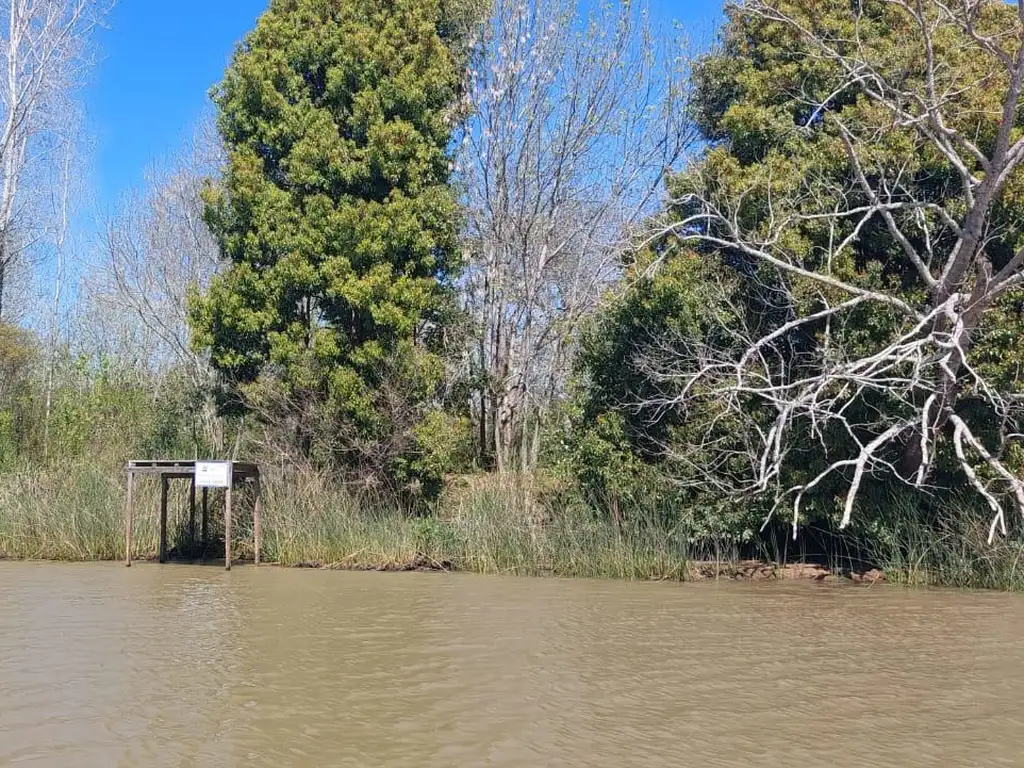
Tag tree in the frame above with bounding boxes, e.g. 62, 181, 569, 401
88, 124, 222, 386
74, 124, 225, 454
0, 0, 107, 320
190, 0, 472, 489
631, 0, 1024, 539
569, 249, 768, 539
42, 128, 75, 458
458, 0, 694, 473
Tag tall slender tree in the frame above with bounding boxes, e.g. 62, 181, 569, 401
191, 0, 472, 485
0, 0, 107, 320
459, 0, 693, 472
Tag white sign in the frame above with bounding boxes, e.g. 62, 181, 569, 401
195, 461, 232, 489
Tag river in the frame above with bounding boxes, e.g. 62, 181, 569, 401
1, 563, 1023, 766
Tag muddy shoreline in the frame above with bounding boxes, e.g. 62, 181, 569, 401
0, 552, 887, 583
288, 555, 887, 583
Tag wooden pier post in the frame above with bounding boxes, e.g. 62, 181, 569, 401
253, 476, 262, 566
224, 483, 233, 571
159, 476, 169, 564
201, 487, 209, 548
189, 476, 197, 552
125, 470, 135, 567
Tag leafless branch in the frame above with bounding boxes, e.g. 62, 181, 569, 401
637, 0, 1024, 537
459, 0, 697, 471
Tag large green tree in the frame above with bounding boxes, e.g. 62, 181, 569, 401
191, 0, 473, 488
578, 0, 1024, 538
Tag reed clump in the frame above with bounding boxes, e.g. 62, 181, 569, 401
259, 471, 694, 580
0, 462, 153, 560
855, 496, 1024, 591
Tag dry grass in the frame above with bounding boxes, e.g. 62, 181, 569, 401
5, 464, 1023, 590
0, 465, 694, 580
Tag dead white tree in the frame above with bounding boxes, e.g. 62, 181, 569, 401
0, 0, 107, 320
459, 0, 695, 472
643, 0, 1024, 540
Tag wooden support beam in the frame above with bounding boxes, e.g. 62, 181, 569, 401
189, 476, 197, 553
201, 487, 209, 549
125, 471, 135, 567
124, 461, 260, 480
159, 476, 169, 564
254, 476, 262, 566
224, 483, 233, 571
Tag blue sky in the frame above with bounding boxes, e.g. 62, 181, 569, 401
84, 0, 268, 208
83, 0, 723, 210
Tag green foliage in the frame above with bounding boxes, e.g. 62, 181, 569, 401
0, 324, 34, 466
0, 324, 33, 385
567, 252, 763, 544
561, 410, 763, 547
191, 0, 468, 490
576, 251, 739, 456
0, 339, 212, 474
409, 409, 474, 496
0, 411, 16, 469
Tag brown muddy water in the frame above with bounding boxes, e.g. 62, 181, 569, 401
2, 564, 1023, 767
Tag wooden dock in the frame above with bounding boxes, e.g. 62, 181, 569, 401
124, 460, 261, 571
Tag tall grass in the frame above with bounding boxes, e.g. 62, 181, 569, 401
0, 462, 153, 560
0, 464, 695, 580
853, 495, 1024, 590
6, 463, 1024, 590
258, 470, 419, 569
261, 472, 694, 579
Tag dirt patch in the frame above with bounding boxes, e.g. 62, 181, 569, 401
291, 553, 454, 573
688, 560, 886, 584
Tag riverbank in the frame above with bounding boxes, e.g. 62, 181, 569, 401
287, 556, 888, 585
0, 467, 696, 580
1, 464, 1023, 589
0, 549, 888, 585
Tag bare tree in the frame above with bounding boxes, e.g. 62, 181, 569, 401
77, 125, 224, 449
0, 0, 108, 320
643, 0, 1024, 541
42, 127, 75, 457
83, 127, 221, 382
459, 0, 695, 472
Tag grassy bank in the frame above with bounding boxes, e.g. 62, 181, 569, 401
262, 473, 699, 579
0, 464, 144, 561
4, 463, 1024, 589
0, 465, 696, 580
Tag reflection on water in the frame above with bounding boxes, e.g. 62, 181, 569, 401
1, 563, 1023, 766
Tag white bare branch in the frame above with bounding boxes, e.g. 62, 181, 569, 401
634, 0, 1024, 538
